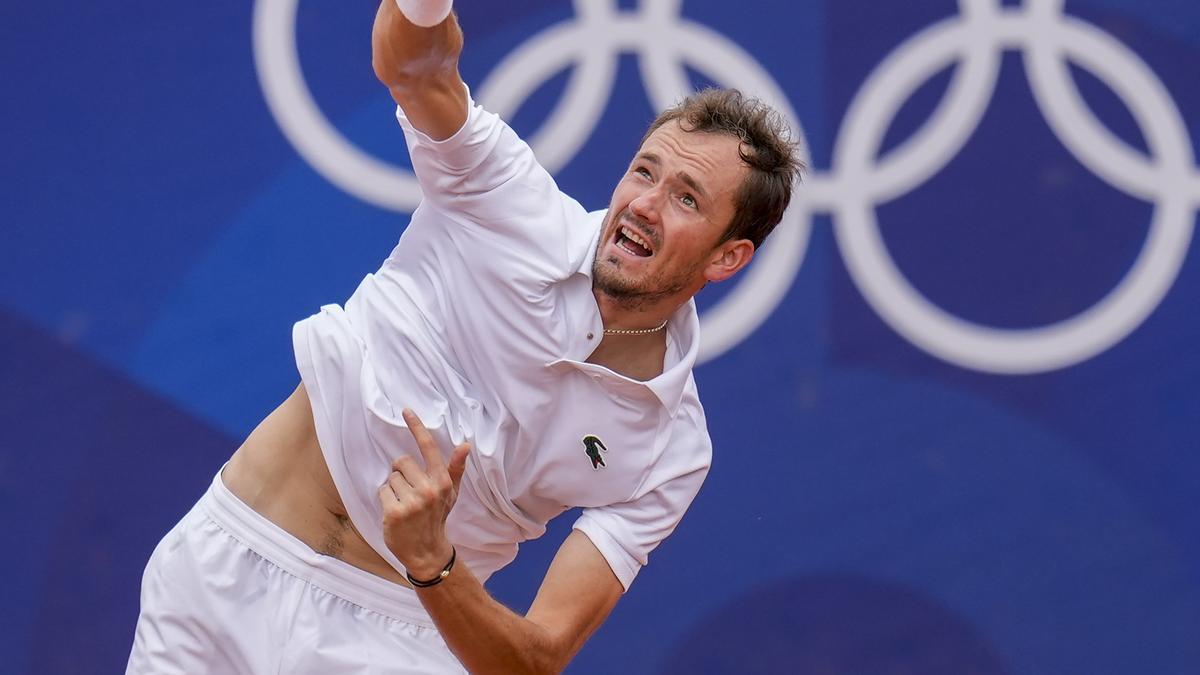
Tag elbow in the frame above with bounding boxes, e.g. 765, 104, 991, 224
476, 658, 564, 675
468, 629, 571, 675
527, 650, 569, 675
525, 630, 574, 675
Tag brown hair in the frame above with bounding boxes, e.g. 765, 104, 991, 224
640, 88, 803, 249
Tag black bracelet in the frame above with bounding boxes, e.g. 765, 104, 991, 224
406, 547, 457, 588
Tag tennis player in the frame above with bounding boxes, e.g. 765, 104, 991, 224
127, 1, 800, 672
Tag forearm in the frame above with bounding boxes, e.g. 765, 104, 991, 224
371, 1, 467, 140
414, 562, 565, 675
371, 0, 462, 92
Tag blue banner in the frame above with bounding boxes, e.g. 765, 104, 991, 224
2, 1, 1198, 672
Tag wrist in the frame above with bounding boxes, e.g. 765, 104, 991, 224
404, 540, 454, 578
406, 545, 457, 588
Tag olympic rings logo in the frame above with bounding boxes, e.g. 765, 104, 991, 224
253, 0, 1199, 374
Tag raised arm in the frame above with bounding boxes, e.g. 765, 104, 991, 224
371, 0, 469, 141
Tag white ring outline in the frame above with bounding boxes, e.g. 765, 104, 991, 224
253, 0, 423, 211
253, 0, 1198, 374
830, 0, 1196, 374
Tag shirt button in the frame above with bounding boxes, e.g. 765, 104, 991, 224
586, 332, 594, 340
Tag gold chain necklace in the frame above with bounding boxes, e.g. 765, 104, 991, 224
603, 319, 669, 336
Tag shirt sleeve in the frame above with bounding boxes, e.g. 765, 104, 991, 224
394, 94, 595, 281
571, 407, 712, 591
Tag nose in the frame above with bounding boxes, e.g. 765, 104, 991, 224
628, 184, 664, 224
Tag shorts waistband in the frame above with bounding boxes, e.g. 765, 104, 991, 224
200, 468, 434, 628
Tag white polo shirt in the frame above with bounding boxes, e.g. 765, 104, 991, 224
293, 95, 712, 591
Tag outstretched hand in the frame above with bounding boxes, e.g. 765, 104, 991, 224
378, 408, 471, 581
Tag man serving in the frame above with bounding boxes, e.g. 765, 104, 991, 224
128, 1, 801, 672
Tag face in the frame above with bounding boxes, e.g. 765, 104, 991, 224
593, 121, 753, 309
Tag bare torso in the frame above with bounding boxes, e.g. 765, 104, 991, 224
222, 384, 412, 586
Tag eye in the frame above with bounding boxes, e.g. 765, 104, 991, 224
680, 193, 698, 209
634, 166, 652, 179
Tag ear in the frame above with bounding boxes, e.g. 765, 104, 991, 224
704, 239, 755, 283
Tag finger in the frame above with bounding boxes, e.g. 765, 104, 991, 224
378, 481, 400, 510
402, 408, 446, 474
447, 442, 470, 491
391, 455, 432, 490
387, 470, 418, 500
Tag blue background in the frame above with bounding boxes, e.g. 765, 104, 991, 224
2, 1, 1198, 673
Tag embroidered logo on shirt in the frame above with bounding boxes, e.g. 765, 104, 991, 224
582, 435, 608, 470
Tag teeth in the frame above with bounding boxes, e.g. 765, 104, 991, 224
620, 226, 652, 253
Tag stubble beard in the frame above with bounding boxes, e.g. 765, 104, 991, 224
592, 243, 698, 313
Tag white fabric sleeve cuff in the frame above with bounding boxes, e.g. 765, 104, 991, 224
572, 514, 640, 592
394, 0, 453, 27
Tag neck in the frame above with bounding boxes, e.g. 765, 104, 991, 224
593, 288, 679, 334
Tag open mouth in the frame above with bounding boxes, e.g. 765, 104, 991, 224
614, 224, 654, 258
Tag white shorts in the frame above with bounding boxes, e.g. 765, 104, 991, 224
127, 470, 466, 674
